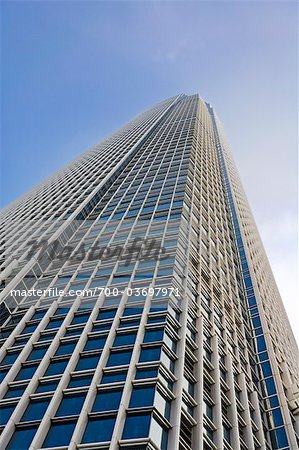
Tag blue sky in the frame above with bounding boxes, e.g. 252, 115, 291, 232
1, 1, 298, 340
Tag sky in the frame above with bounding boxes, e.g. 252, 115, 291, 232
1, 1, 298, 342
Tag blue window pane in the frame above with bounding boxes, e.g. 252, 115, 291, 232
275, 427, 289, 447
272, 408, 284, 427
268, 395, 279, 408
35, 380, 59, 393
31, 311, 46, 320
139, 347, 161, 363
68, 375, 93, 388
150, 302, 168, 312
64, 327, 84, 336
0, 368, 10, 381
21, 324, 38, 334
143, 330, 164, 343
264, 377, 276, 396
54, 307, 70, 315
15, 364, 39, 381
21, 399, 50, 421
14, 336, 30, 346
101, 370, 127, 384
71, 314, 90, 325
44, 359, 69, 376
43, 421, 76, 447
97, 309, 117, 320
82, 417, 116, 443
26, 347, 48, 361
107, 350, 132, 367
84, 337, 107, 352
135, 368, 158, 379
92, 322, 112, 332
113, 333, 136, 347
261, 361, 272, 378
38, 331, 57, 342
46, 319, 64, 329
56, 393, 86, 417
129, 387, 155, 407
147, 315, 166, 324
119, 319, 140, 328
4, 384, 27, 398
123, 307, 143, 316
252, 316, 261, 328
55, 342, 77, 356
92, 389, 122, 411
256, 336, 266, 352
7, 426, 39, 450
75, 354, 100, 371
122, 413, 151, 439
0, 403, 16, 425
1, 351, 20, 365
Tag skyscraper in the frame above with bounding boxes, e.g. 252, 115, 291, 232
0, 94, 298, 450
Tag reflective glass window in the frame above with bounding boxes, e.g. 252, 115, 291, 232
106, 350, 132, 367
122, 412, 151, 439
56, 393, 86, 417
43, 421, 76, 447
129, 386, 155, 407
21, 398, 50, 421
7, 426, 38, 450
75, 354, 100, 371
92, 389, 122, 411
82, 416, 116, 443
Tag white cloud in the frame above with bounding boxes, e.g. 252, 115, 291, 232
257, 210, 298, 345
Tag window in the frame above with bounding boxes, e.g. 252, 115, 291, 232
7, 425, 39, 450
21, 324, 38, 334
1, 351, 21, 365
122, 412, 151, 439
15, 364, 39, 381
44, 359, 69, 376
106, 350, 132, 367
122, 307, 143, 317
82, 416, 116, 443
129, 386, 155, 408
0, 403, 16, 425
26, 346, 48, 361
96, 309, 117, 320
75, 354, 100, 371
35, 380, 59, 393
143, 329, 164, 343
46, 318, 64, 329
147, 315, 166, 324
71, 313, 90, 325
55, 342, 77, 356
21, 398, 50, 421
38, 331, 57, 342
101, 370, 127, 384
43, 420, 77, 447
113, 332, 137, 347
135, 367, 158, 380
67, 374, 93, 388
56, 393, 86, 417
223, 425, 231, 443
4, 384, 27, 398
84, 336, 107, 352
92, 389, 122, 411
31, 311, 46, 320
139, 347, 161, 363
119, 318, 140, 328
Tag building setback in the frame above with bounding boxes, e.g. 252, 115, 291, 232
0, 94, 298, 450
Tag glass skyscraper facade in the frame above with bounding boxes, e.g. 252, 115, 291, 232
0, 94, 298, 450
